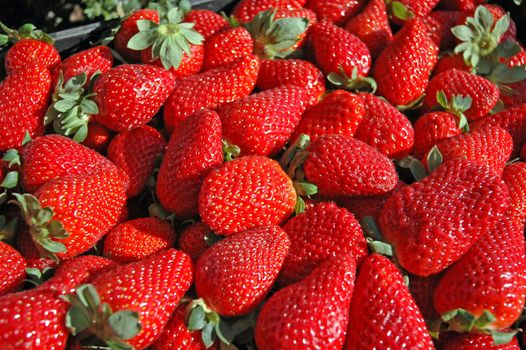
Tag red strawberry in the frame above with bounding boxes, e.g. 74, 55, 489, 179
279, 202, 367, 285
107, 125, 166, 198
306, 0, 364, 25
408, 273, 441, 321
303, 134, 398, 197
413, 111, 462, 159
344, 0, 393, 59
0, 65, 52, 151
163, 55, 259, 133
345, 254, 435, 349
440, 0, 486, 11
379, 159, 510, 276
434, 215, 526, 330
178, 222, 213, 261
501, 80, 526, 108
256, 58, 325, 107
93, 64, 176, 132
199, 156, 296, 235
442, 333, 520, 350
423, 69, 499, 121
157, 109, 223, 219
196, 226, 289, 316
456, 4, 516, 42
221, 84, 309, 157
65, 249, 193, 350
355, 92, 415, 159
373, 19, 438, 107
232, 0, 306, 23
256, 254, 356, 350
113, 9, 160, 62
4, 38, 60, 74
310, 20, 371, 77
81, 122, 112, 153
433, 53, 470, 75
202, 27, 253, 70
291, 90, 364, 143
389, 0, 440, 25
0, 242, 26, 296
184, 9, 228, 40
16, 226, 58, 270
503, 162, 526, 223
424, 11, 463, 50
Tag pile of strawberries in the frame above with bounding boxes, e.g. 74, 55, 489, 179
1, 0, 526, 348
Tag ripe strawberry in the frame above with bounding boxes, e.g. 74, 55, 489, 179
256, 59, 325, 107
389, 0, 440, 25
0, 65, 51, 151
379, 159, 510, 276
157, 109, 223, 219
107, 125, 166, 198
355, 92, 415, 159
373, 19, 438, 107
16, 226, 58, 270
65, 249, 193, 350
179, 222, 213, 261
501, 80, 526, 108
232, 0, 306, 23
408, 273, 441, 321
503, 162, 526, 223
199, 156, 296, 236
345, 254, 435, 349
434, 215, 526, 330
423, 69, 499, 121
442, 333, 520, 350
163, 54, 259, 133
440, 0, 486, 11
202, 27, 253, 70
221, 84, 309, 157
433, 53, 470, 75
306, 0, 364, 25
4, 38, 60, 74
424, 11, 463, 50
196, 226, 289, 316
0, 242, 26, 296
256, 254, 355, 350
344, 0, 393, 59
291, 90, 364, 143
413, 112, 462, 159
303, 135, 398, 197
113, 9, 160, 62
310, 20, 371, 77
456, 4, 516, 42
184, 9, 228, 40
279, 202, 367, 286
93, 64, 176, 132
81, 122, 112, 153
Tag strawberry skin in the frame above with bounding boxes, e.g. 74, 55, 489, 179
157, 109, 223, 219
306, 0, 365, 25
196, 226, 290, 316
432, 53, 470, 76
81, 122, 112, 153
256, 254, 356, 350
203, 27, 254, 70
199, 156, 296, 235
93, 64, 176, 132
304, 134, 398, 197
232, 0, 306, 23
114, 9, 160, 62
0, 242, 26, 296
4, 38, 61, 74
184, 9, 228, 40
424, 11, 463, 50
413, 111, 462, 159
51, 45, 113, 86
394, 0, 441, 23
442, 333, 520, 350
178, 222, 213, 261
379, 159, 510, 276
0, 65, 51, 151
345, 254, 434, 349
408, 273, 441, 321
221, 84, 309, 157
440, 0, 485, 11
279, 202, 367, 285
503, 162, 526, 223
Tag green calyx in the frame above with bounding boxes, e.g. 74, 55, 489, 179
435, 90, 471, 132
222, 140, 241, 162
64, 284, 141, 350
25, 266, 55, 287
425, 146, 443, 174
398, 94, 425, 111
127, 7, 204, 70
361, 216, 393, 257
10, 193, 69, 262
245, 9, 309, 60
45, 72, 100, 143
388, 1, 414, 22
0, 215, 18, 245
0, 21, 54, 47
327, 66, 377, 94
397, 156, 429, 181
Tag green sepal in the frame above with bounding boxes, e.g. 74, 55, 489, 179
0, 171, 18, 189
435, 90, 471, 132
390, 1, 413, 21
294, 196, 306, 215
487, 63, 526, 84
221, 12, 241, 28
293, 181, 317, 197
25, 266, 55, 287
397, 94, 425, 111
222, 139, 241, 162
490, 330, 519, 345
426, 146, 443, 173
327, 66, 377, 93
0, 215, 18, 244
441, 308, 500, 333
279, 133, 310, 173
22, 131, 32, 146
361, 216, 394, 256
513, 0, 523, 5
204, 233, 224, 247
0, 21, 54, 46
2, 149, 21, 167
397, 156, 428, 181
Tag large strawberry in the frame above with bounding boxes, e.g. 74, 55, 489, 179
199, 156, 296, 235
113, 9, 160, 62
306, 0, 364, 25
279, 202, 367, 285
0, 241, 26, 296
202, 26, 253, 70
503, 162, 526, 223
345, 254, 435, 349
232, 0, 306, 23
442, 333, 520, 350
184, 9, 228, 40
379, 159, 510, 276
157, 109, 223, 219
256, 254, 356, 350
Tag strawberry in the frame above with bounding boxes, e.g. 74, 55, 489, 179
256, 59, 325, 107
184, 9, 228, 40
16, 226, 58, 271
388, 0, 440, 25
408, 273, 441, 321
163, 54, 259, 133
442, 333, 520, 350
306, 0, 364, 25
221, 84, 309, 157
50, 46, 113, 86
256, 254, 355, 350
107, 125, 166, 198
0, 65, 51, 151
455, 4, 516, 42
303, 134, 398, 197
501, 80, 526, 108
433, 53, 471, 75
503, 162, 526, 223
434, 215, 526, 330
344, 0, 393, 59
179, 222, 213, 261
0, 241, 26, 296
157, 109, 223, 219
354, 92, 415, 159
440, 0, 486, 11
93, 64, 176, 132
279, 202, 367, 286
413, 111, 463, 159
379, 159, 510, 276
345, 254, 435, 349
310, 20, 371, 77
81, 122, 112, 153
203, 27, 253, 70
199, 156, 296, 236
423, 69, 499, 121
113, 9, 160, 62
373, 19, 438, 107
423, 11, 463, 50
232, 0, 306, 23
65, 249, 193, 350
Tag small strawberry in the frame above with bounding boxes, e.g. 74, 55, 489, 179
232, 0, 306, 23
345, 254, 435, 349
81, 122, 112, 153
424, 11, 463, 50
503, 162, 526, 223
199, 156, 296, 236
107, 125, 166, 198
379, 159, 510, 276
178, 222, 213, 261
256, 254, 355, 350
306, 0, 364, 25
157, 109, 223, 219
0, 241, 26, 296
202, 27, 253, 70
184, 9, 228, 40
413, 112, 463, 159
113, 8, 160, 62
442, 333, 520, 350
433, 53, 471, 75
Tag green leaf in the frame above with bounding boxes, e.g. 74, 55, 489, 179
398, 156, 428, 181
108, 310, 141, 340
426, 146, 443, 173
127, 31, 156, 51
2, 149, 21, 167
77, 284, 101, 309
167, 7, 184, 24
294, 196, 306, 215
491, 13, 510, 40
22, 131, 32, 146
491, 330, 518, 345
391, 1, 411, 21
72, 124, 89, 143
293, 181, 318, 197
136, 19, 153, 32
216, 321, 234, 344
451, 25, 473, 41
436, 90, 448, 109
188, 305, 207, 330
80, 99, 99, 115
202, 322, 216, 348
0, 34, 8, 46
54, 99, 77, 113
